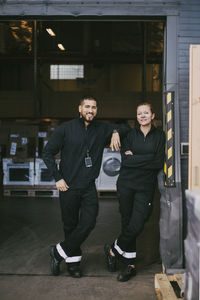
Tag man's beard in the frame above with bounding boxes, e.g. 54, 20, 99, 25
80, 114, 96, 123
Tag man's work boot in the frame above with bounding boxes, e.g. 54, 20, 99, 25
104, 244, 117, 272
50, 245, 63, 276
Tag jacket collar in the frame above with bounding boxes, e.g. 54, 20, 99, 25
78, 117, 96, 128
136, 124, 156, 134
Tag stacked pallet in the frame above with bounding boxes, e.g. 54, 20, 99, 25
0, 122, 61, 197
3, 185, 59, 198
2, 158, 59, 198
155, 273, 184, 300
184, 190, 200, 300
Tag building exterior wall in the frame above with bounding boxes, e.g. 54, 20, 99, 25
1, 0, 200, 271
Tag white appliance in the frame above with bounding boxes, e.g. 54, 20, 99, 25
97, 148, 121, 191
3, 158, 34, 185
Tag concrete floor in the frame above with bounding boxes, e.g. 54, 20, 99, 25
0, 195, 161, 300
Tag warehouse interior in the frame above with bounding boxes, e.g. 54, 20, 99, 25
0, 19, 163, 119
0, 19, 164, 299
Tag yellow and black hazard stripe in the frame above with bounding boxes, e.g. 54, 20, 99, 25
164, 92, 175, 187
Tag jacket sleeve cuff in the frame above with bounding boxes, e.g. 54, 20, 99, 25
54, 171, 63, 182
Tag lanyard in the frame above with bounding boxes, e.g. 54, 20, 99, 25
84, 126, 93, 167
85, 126, 90, 156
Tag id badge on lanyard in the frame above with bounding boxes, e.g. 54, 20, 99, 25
85, 150, 92, 167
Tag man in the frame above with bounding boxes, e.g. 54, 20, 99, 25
43, 96, 129, 278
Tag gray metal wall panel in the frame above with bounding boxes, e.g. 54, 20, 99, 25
180, 24, 200, 30
180, 18, 200, 24
0, 1, 180, 16
1, 0, 181, 3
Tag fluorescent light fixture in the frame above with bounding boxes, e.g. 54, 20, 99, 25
46, 28, 56, 36
58, 43, 65, 51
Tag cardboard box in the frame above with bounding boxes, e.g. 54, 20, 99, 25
7, 125, 38, 160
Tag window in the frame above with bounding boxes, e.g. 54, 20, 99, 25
50, 65, 84, 80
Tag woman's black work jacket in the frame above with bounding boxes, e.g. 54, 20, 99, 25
117, 125, 165, 191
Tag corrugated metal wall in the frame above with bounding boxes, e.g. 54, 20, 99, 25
0, 0, 179, 17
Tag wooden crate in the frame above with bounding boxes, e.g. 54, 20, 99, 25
155, 273, 184, 300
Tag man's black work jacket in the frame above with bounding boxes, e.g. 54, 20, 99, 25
117, 125, 165, 191
43, 118, 129, 189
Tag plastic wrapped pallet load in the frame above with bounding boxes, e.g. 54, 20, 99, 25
184, 190, 200, 300
3, 158, 34, 186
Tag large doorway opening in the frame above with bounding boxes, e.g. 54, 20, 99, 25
0, 19, 164, 266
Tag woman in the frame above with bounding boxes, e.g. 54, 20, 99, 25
104, 102, 165, 282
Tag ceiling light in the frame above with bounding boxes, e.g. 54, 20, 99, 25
58, 43, 65, 51
46, 28, 56, 36
42, 118, 52, 122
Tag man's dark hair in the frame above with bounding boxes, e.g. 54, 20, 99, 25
80, 96, 97, 105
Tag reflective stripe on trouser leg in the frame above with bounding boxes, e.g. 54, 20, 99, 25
114, 239, 136, 259
56, 243, 82, 263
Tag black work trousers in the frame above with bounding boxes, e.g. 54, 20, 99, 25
112, 184, 154, 265
57, 183, 98, 263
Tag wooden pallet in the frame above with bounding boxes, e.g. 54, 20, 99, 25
4, 188, 116, 198
155, 273, 184, 300
3, 187, 59, 198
